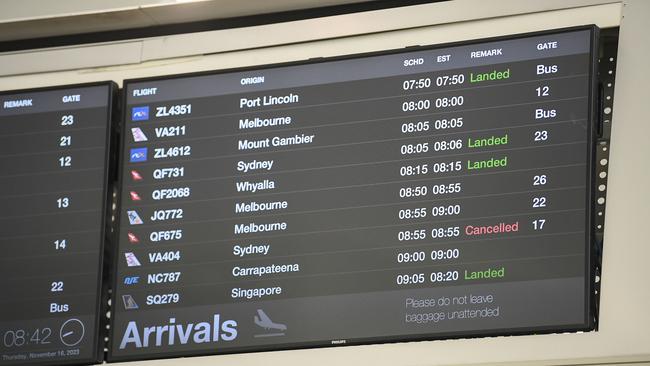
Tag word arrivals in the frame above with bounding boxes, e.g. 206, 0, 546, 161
119, 315, 237, 349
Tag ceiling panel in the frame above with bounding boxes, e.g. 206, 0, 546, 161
0, 0, 375, 42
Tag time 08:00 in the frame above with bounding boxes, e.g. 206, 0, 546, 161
401, 96, 464, 112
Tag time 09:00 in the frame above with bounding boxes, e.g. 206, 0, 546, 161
397, 248, 460, 263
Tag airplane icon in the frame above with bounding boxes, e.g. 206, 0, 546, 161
254, 309, 286, 331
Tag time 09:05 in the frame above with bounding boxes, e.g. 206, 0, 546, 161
396, 271, 459, 285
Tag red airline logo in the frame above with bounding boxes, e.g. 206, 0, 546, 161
127, 232, 139, 244
130, 170, 143, 181
130, 191, 142, 201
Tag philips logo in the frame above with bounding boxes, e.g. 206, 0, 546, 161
132, 106, 150, 121
119, 315, 237, 349
124, 276, 140, 285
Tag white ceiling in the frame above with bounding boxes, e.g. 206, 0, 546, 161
0, 0, 375, 42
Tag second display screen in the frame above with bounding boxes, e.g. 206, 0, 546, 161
110, 27, 596, 361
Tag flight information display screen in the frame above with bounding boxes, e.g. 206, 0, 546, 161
0, 83, 114, 365
111, 27, 597, 361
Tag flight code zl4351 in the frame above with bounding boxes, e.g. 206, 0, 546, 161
156, 104, 192, 117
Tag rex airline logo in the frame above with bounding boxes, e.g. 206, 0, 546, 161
131, 106, 149, 121
119, 315, 237, 349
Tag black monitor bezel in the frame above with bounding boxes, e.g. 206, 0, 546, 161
0, 80, 117, 366
108, 25, 599, 363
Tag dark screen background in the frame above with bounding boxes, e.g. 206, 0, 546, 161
111, 28, 595, 361
0, 84, 112, 365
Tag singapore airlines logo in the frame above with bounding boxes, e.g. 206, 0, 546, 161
119, 315, 238, 349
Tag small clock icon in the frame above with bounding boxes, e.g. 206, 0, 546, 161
59, 318, 85, 347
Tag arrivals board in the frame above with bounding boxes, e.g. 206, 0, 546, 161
110, 27, 598, 361
0, 83, 114, 365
